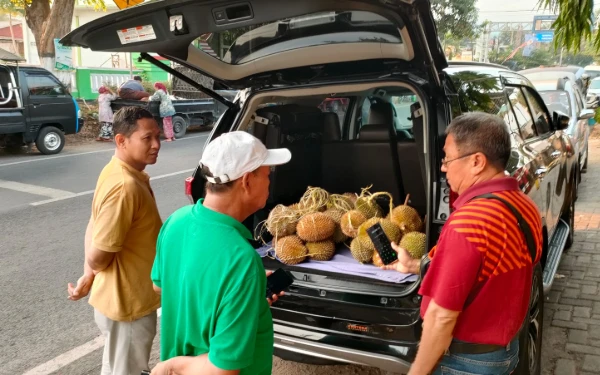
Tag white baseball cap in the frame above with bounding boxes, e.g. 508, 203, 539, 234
199, 131, 291, 184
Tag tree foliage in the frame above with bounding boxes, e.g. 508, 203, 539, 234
537, 0, 597, 53
431, 0, 479, 42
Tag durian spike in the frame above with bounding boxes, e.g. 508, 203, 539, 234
403, 194, 410, 206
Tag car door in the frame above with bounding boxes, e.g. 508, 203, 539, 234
520, 85, 567, 237
0, 65, 26, 134
24, 72, 76, 133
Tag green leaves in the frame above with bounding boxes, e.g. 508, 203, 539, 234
431, 0, 479, 42
537, 0, 595, 53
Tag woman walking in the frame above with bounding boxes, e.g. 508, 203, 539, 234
150, 82, 176, 141
96, 86, 117, 142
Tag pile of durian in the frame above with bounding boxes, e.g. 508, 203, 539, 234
258, 186, 427, 267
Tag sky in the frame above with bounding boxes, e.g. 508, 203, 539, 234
476, 0, 600, 23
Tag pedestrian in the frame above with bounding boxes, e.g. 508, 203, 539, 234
118, 75, 150, 100
381, 112, 543, 375
67, 106, 163, 375
149, 131, 291, 375
96, 85, 117, 142
149, 82, 176, 142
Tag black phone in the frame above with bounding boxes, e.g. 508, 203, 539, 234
266, 268, 294, 298
141, 371, 150, 375
366, 222, 398, 265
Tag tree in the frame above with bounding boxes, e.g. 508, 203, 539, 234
0, 0, 23, 56
537, 0, 598, 53
431, 0, 479, 46
10, 0, 105, 82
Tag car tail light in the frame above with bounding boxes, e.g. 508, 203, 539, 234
185, 176, 194, 204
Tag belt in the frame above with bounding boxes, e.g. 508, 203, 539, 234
447, 341, 509, 355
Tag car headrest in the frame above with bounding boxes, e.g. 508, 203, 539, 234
368, 102, 394, 125
322, 112, 341, 141
359, 124, 390, 142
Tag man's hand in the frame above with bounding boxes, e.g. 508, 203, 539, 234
379, 242, 421, 275
265, 270, 284, 306
67, 273, 95, 301
150, 361, 172, 375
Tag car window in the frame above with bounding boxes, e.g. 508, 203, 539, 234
522, 87, 551, 134
539, 91, 572, 116
390, 94, 419, 132
0, 67, 16, 108
26, 74, 65, 96
505, 86, 537, 140
318, 97, 350, 132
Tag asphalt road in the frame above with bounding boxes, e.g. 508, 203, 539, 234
0, 133, 382, 375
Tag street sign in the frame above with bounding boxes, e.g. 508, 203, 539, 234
523, 34, 536, 57
534, 31, 554, 43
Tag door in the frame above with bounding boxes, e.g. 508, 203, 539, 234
59, 0, 447, 90
24, 72, 76, 134
508, 85, 565, 236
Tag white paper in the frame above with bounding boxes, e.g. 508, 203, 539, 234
117, 25, 156, 45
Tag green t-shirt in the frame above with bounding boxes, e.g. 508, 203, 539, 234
151, 199, 274, 375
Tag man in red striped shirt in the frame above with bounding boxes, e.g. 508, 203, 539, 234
383, 112, 543, 375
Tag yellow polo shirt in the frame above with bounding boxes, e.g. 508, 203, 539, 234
88, 156, 162, 322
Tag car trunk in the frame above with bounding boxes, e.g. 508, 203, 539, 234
61, 0, 448, 348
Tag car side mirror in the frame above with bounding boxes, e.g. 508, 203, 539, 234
553, 110, 570, 130
579, 109, 596, 120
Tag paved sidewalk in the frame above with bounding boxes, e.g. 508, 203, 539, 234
542, 138, 600, 375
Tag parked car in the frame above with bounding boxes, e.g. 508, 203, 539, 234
522, 74, 591, 178
110, 91, 233, 138
62, 2, 578, 374
519, 65, 590, 96
586, 77, 600, 103
0, 61, 83, 154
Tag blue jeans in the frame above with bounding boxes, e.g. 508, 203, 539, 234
432, 339, 519, 375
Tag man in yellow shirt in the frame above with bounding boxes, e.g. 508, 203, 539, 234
67, 106, 163, 374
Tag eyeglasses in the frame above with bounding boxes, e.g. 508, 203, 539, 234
441, 152, 477, 167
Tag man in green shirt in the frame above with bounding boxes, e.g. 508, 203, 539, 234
150, 131, 291, 375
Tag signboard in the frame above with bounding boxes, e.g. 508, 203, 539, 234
53, 39, 73, 71
534, 31, 554, 43
522, 34, 536, 57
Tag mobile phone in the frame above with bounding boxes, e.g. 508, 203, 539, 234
141, 371, 150, 375
366, 223, 398, 265
266, 268, 294, 298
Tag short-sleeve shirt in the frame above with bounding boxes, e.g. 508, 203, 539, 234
151, 199, 274, 375
419, 177, 542, 346
120, 80, 144, 92
88, 156, 162, 322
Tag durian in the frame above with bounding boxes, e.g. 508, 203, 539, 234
372, 251, 384, 267
350, 237, 374, 264
356, 218, 403, 250
355, 196, 383, 219
266, 204, 299, 238
399, 232, 427, 259
323, 209, 349, 243
275, 235, 308, 265
389, 194, 423, 233
340, 210, 367, 238
307, 240, 336, 261
296, 212, 336, 242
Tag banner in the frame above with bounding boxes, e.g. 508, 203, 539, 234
54, 39, 73, 71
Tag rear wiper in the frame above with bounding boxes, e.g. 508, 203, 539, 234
139, 52, 234, 108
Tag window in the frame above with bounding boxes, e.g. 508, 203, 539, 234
318, 97, 350, 131
390, 94, 419, 133
522, 88, 551, 134
505, 87, 536, 140
539, 91, 572, 117
26, 74, 65, 96
0, 67, 17, 108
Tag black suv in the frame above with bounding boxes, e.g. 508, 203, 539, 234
62, 1, 577, 374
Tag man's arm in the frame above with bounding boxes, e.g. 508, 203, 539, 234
407, 300, 460, 375
151, 354, 239, 375
153, 284, 162, 296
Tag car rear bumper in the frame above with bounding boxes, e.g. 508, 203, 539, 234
273, 324, 412, 374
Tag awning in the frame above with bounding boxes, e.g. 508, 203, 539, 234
0, 47, 25, 62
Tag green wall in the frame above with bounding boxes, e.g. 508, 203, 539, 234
75, 67, 144, 100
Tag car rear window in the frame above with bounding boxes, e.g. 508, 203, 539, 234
539, 90, 571, 116
209, 11, 403, 65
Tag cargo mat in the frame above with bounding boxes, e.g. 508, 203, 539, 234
257, 242, 418, 284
